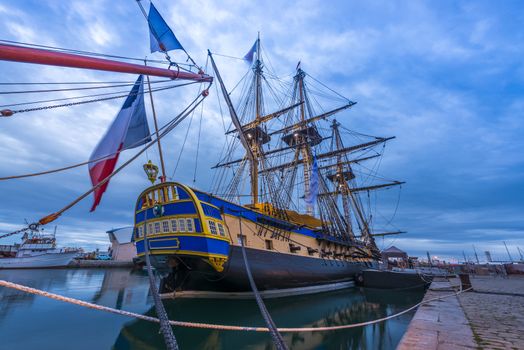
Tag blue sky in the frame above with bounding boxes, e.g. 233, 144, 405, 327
0, 0, 523, 262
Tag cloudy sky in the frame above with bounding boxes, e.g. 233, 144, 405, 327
0, 0, 523, 262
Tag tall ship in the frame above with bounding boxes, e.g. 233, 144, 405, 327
132, 37, 404, 296
0, 2, 402, 296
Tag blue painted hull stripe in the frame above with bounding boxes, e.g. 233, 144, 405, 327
136, 235, 229, 256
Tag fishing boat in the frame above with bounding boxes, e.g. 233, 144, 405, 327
0, 229, 79, 269
132, 36, 405, 297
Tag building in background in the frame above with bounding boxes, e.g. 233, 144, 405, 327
107, 227, 136, 262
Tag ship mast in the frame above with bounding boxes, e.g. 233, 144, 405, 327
251, 34, 262, 204
296, 66, 313, 215
331, 119, 354, 239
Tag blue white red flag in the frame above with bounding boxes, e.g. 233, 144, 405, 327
148, 2, 184, 53
305, 155, 319, 209
88, 75, 151, 212
243, 40, 258, 65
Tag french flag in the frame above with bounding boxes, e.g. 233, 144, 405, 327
88, 75, 151, 212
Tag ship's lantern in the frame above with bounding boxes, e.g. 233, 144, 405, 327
143, 160, 159, 184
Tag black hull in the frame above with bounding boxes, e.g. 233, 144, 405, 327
151, 246, 376, 293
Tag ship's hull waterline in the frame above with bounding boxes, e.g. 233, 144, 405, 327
0, 252, 78, 269
138, 246, 376, 296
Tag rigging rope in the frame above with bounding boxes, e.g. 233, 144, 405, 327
0, 79, 165, 85
0, 87, 198, 181
193, 98, 204, 183
0, 279, 473, 333
0, 79, 172, 95
0, 86, 210, 236
3, 82, 197, 114
0, 227, 31, 240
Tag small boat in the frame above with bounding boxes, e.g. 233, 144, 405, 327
0, 229, 79, 269
356, 269, 433, 290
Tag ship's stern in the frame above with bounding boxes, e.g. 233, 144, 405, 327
133, 182, 231, 280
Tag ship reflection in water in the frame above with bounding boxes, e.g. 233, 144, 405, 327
0, 268, 423, 349
114, 286, 423, 349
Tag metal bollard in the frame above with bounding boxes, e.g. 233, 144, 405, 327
458, 273, 472, 291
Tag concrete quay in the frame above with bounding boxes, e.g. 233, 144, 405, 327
397, 278, 476, 349
398, 275, 524, 350
67, 259, 134, 268
454, 276, 524, 350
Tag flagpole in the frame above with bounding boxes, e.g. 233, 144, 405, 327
145, 59, 167, 183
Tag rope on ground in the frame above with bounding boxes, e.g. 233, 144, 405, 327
0, 279, 473, 333
238, 218, 288, 349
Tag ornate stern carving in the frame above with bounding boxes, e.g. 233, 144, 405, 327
208, 257, 228, 272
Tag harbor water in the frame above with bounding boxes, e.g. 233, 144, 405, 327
0, 268, 424, 349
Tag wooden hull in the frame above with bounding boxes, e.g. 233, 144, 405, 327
143, 246, 375, 294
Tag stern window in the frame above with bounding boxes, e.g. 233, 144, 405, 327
209, 221, 218, 235
170, 220, 178, 232
154, 222, 161, 234
162, 221, 169, 233
186, 219, 194, 232
138, 226, 144, 238
217, 223, 225, 236
178, 219, 186, 232
148, 224, 153, 236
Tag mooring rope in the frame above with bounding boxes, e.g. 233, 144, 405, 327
143, 210, 179, 350
0, 279, 473, 333
238, 218, 288, 349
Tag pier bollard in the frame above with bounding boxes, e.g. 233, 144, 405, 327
458, 273, 472, 291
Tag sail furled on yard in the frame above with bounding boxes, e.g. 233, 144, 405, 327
148, 2, 184, 53
88, 75, 151, 212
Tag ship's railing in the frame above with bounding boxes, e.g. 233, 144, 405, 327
0, 244, 18, 252
135, 183, 183, 211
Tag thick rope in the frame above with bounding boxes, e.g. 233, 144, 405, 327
0, 279, 473, 333
238, 218, 288, 349
143, 211, 179, 350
